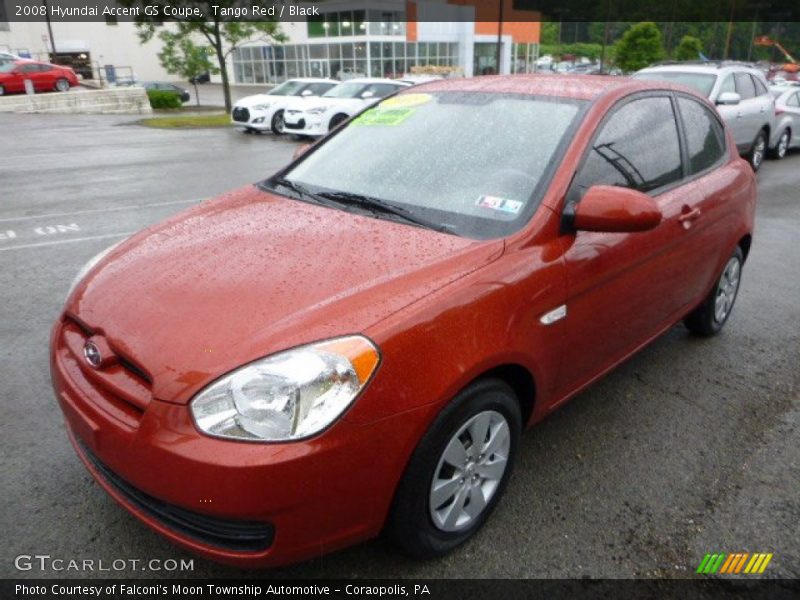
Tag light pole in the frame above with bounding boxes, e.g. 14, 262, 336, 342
41, 0, 57, 61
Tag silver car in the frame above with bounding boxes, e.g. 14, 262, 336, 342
769, 84, 800, 159
633, 62, 777, 171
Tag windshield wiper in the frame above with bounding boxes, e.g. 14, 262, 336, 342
270, 177, 324, 204
316, 191, 452, 234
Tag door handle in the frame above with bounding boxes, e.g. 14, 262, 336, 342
678, 207, 702, 223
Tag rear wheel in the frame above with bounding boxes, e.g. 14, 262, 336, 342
684, 246, 744, 337
271, 110, 285, 135
0, 84, 5, 96
747, 130, 767, 171
386, 379, 521, 558
769, 129, 790, 160
55, 78, 70, 92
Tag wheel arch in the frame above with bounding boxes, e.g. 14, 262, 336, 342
465, 363, 536, 427
738, 233, 752, 263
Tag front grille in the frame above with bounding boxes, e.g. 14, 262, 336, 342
284, 119, 305, 130
232, 107, 250, 122
59, 316, 152, 425
78, 440, 275, 553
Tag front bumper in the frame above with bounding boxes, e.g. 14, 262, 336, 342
283, 113, 327, 136
50, 317, 425, 567
230, 107, 272, 131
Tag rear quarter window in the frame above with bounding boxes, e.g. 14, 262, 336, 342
677, 96, 727, 175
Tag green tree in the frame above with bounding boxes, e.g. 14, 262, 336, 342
675, 35, 703, 61
157, 34, 215, 106
122, 1, 285, 112
615, 22, 666, 72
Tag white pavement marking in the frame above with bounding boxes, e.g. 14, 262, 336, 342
0, 198, 204, 223
0, 231, 135, 253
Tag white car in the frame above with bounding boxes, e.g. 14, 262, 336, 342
231, 78, 338, 134
0, 51, 20, 63
769, 85, 800, 159
282, 78, 410, 137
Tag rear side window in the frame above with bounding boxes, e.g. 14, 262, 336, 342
753, 76, 768, 96
735, 73, 756, 99
367, 83, 403, 98
788, 93, 800, 107
677, 97, 726, 174
572, 96, 683, 196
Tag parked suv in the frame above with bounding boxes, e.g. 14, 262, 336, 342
633, 62, 777, 171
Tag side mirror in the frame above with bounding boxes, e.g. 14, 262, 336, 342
716, 91, 741, 106
293, 143, 312, 160
300, 89, 313, 96
571, 185, 662, 233
361, 90, 374, 99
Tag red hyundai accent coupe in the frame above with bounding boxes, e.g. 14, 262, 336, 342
51, 75, 755, 567
0, 59, 79, 95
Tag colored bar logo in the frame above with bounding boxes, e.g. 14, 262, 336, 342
696, 553, 773, 574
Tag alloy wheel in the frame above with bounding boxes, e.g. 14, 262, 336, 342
429, 410, 510, 532
714, 256, 741, 325
752, 135, 765, 169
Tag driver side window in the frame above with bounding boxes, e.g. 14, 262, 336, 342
570, 96, 683, 202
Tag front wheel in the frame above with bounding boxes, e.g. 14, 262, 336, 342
55, 78, 70, 92
271, 110, 285, 135
0, 84, 5, 96
747, 130, 767, 171
769, 129, 790, 160
329, 113, 348, 131
386, 379, 521, 558
684, 246, 744, 337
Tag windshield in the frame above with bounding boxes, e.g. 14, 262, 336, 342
322, 82, 367, 99
271, 91, 585, 239
268, 80, 307, 96
633, 71, 717, 97
0, 62, 17, 73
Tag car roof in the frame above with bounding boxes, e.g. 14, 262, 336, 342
285, 78, 338, 83
637, 63, 764, 77
338, 78, 410, 85
407, 74, 697, 102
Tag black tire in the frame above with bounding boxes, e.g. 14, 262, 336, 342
54, 78, 70, 92
271, 110, 285, 135
768, 129, 790, 160
684, 246, 744, 337
329, 113, 348, 131
747, 129, 767, 172
0, 84, 5, 96
386, 378, 521, 559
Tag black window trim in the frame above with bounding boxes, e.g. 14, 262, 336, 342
564, 90, 686, 209
562, 90, 730, 231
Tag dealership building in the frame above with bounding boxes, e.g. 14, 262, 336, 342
0, 0, 540, 83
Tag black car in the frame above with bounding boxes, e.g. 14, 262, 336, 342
140, 81, 190, 103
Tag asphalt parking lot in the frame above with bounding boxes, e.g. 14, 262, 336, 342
0, 112, 797, 580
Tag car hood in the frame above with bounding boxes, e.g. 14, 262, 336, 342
68, 185, 503, 404
234, 94, 277, 108
293, 96, 362, 113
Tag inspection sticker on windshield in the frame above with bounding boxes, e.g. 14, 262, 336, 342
477, 195, 523, 215
352, 107, 416, 127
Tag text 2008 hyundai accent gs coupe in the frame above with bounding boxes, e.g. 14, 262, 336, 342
51, 75, 755, 567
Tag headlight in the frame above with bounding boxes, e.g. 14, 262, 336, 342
252, 103, 271, 110
66, 240, 124, 299
191, 336, 380, 442
306, 106, 327, 115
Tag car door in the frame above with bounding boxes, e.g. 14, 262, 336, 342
734, 72, 761, 148
715, 73, 748, 148
554, 94, 707, 397
16, 63, 41, 91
